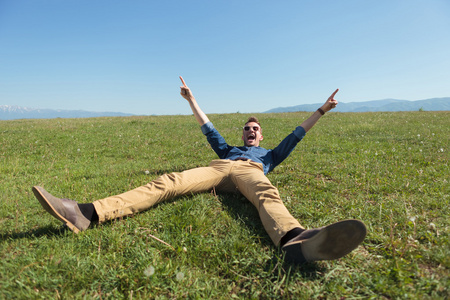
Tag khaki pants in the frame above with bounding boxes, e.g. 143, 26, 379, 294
93, 159, 303, 246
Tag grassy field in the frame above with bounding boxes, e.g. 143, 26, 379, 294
0, 111, 448, 299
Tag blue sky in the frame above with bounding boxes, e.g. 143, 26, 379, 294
1, 0, 449, 115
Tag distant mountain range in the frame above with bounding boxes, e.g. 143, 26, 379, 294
0, 105, 134, 120
264, 97, 450, 113
1, 97, 449, 120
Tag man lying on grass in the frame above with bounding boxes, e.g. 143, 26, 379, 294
32, 76, 366, 265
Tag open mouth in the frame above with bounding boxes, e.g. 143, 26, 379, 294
247, 134, 256, 142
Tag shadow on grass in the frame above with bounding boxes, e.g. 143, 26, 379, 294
216, 192, 325, 275
0, 225, 70, 241
263, 254, 327, 279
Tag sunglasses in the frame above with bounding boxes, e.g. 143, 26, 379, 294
243, 126, 260, 132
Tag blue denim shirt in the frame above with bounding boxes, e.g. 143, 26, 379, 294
201, 122, 306, 175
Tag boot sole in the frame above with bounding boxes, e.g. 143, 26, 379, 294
283, 219, 366, 264
32, 186, 80, 233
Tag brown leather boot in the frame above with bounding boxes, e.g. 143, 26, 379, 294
282, 219, 367, 264
32, 186, 91, 233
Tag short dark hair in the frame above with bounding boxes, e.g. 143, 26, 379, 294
245, 116, 261, 127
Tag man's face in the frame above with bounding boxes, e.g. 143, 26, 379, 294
242, 122, 263, 147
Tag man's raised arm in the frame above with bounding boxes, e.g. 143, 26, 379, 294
179, 76, 210, 126
300, 89, 339, 132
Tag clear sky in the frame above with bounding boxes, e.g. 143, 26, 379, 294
1, 0, 449, 115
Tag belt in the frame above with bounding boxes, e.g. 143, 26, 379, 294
233, 157, 249, 161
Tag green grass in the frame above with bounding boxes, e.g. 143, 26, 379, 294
0, 111, 448, 299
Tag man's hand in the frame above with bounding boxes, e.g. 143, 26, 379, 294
321, 89, 339, 112
180, 76, 194, 101
178, 76, 210, 125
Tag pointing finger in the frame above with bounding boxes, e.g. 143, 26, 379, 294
179, 76, 187, 87
330, 88, 339, 98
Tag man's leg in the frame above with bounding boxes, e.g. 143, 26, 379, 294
229, 160, 303, 246
93, 164, 230, 222
33, 161, 232, 232
229, 160, 366, 264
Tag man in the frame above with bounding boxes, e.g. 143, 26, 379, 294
32, 77, 366, 265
